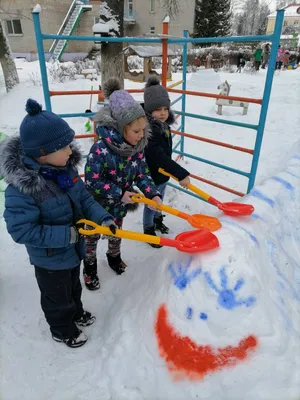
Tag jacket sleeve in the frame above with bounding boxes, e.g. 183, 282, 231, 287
147, 125, 190, 181
4, 186, 71, 248
77, 177, 112, 224
85, 142, 122, 200
135, 158, 161, 199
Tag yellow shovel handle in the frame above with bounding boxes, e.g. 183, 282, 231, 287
158, 168, 210, 201
77, 219, 161, 245
131, 194, 180, 217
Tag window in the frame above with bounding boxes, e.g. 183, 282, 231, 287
150, 26, 155, 34
128, 0, 133, 16
150, 0, 155, 13
6, 19, 23, 35
283, 20, 288, 26
94, 17, 100, 24
294, 20, 299, 25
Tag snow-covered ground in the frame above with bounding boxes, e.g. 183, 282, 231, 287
0, 60, 300, 400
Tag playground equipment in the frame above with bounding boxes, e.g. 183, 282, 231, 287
131, 194, 222, 231
216, 81, 249, 116
78, 220, 219, 254
32, 7, 285, 201
123, 45, 175, 82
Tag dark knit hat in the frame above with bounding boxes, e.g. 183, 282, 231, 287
20, 99, 75, 157
103, 78, 145, 135
144, 76, 170, 114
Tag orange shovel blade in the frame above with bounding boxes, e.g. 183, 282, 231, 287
182, 213, 222, 231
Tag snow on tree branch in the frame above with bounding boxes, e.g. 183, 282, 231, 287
160, 0, 181, 20
99, 1, 120, 35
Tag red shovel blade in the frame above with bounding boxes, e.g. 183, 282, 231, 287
218, 202, 254, 216
160, 229, 219, 253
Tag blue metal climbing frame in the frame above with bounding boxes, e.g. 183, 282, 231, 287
32, 7, 284, 199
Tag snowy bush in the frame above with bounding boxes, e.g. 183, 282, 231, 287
47, 59, 100, 83
27, 72, 42, 86
127, 56, 143, 71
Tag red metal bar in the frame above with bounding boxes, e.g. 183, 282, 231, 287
168, 88, 262, 105
161, 21, 169, 87
189, 174, 245, 197
75, 134, 97, 139
49, 88, 144, 97
171, 130, 254, 155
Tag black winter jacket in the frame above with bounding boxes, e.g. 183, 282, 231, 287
145, 112, 189, 185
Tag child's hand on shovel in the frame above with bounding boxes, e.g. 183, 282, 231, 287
179, 175, 191, 188
148, 195, 163, 211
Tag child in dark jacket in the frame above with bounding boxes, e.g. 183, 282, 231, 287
0, 99, 116, 348
84, 78, 162, 289
143, 76, 190, 243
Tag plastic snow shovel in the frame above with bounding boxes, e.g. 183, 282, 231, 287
77, 219, 219, 254
131, 193, 221, 231
158, 168, 254, 217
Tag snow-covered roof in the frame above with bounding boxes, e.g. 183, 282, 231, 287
268, 4, 300, 18
123, 45, 175, 57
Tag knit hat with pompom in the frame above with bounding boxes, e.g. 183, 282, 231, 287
144, 75, 170, 114
19, 99, 74, 157
103, 78, 145, 135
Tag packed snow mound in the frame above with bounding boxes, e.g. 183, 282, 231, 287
98, 148, 300, 399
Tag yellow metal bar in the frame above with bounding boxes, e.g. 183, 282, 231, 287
77, 219, 161, 245
167, 79, 184, 89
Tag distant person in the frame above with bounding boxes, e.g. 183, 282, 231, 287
262, 43, 271, 69
253, 45, 263, 71
206, 53, 213, 69
276, 45, 285, 70
237, 49, 246, 73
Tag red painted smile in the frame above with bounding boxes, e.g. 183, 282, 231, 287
155, 304, 258, 380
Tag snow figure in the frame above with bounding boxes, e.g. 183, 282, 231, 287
216, 81, 249, 115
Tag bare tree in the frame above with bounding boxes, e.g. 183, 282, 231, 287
0, 21, 19, 92
159, 0, 181, 20
99, 1, 124, 88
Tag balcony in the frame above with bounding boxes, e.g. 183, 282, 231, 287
124, 8, 136, 24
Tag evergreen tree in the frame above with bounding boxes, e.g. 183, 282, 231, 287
193, 0, 231, 40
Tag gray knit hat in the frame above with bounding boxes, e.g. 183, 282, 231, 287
103, 78, 145, 135
144, 76, 170, 114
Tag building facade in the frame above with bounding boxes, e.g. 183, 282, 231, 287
266, 3, 300, 34
0, 0, 195, 61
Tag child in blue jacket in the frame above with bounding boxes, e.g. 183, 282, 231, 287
84, 78, 162, 289
0, 99, 116, 348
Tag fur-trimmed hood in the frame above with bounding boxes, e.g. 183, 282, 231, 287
0, 136, 81, 196
92, 106, 152, 157
146, 109, 176, 132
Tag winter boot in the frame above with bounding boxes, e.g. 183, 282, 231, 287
154, 215, 170, 234
106, 253, 127, 275
144, 226, 163, 248
52, 328, 88, 348
83, 260, 100, 291
75, 311, 96, 327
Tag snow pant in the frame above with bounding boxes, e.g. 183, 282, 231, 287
143, 182, 167, 230
255, 61, 261, 71
276, 61, 283, 70
34, 265, 84, 340
84, 218, 123, 264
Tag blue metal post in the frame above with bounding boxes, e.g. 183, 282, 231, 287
247, 10, 284, 192
180, 30, 188, 155
32, 10, 52, 111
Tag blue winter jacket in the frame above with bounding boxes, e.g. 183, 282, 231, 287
0, 137, 112, 270
85, 107, 160, 219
